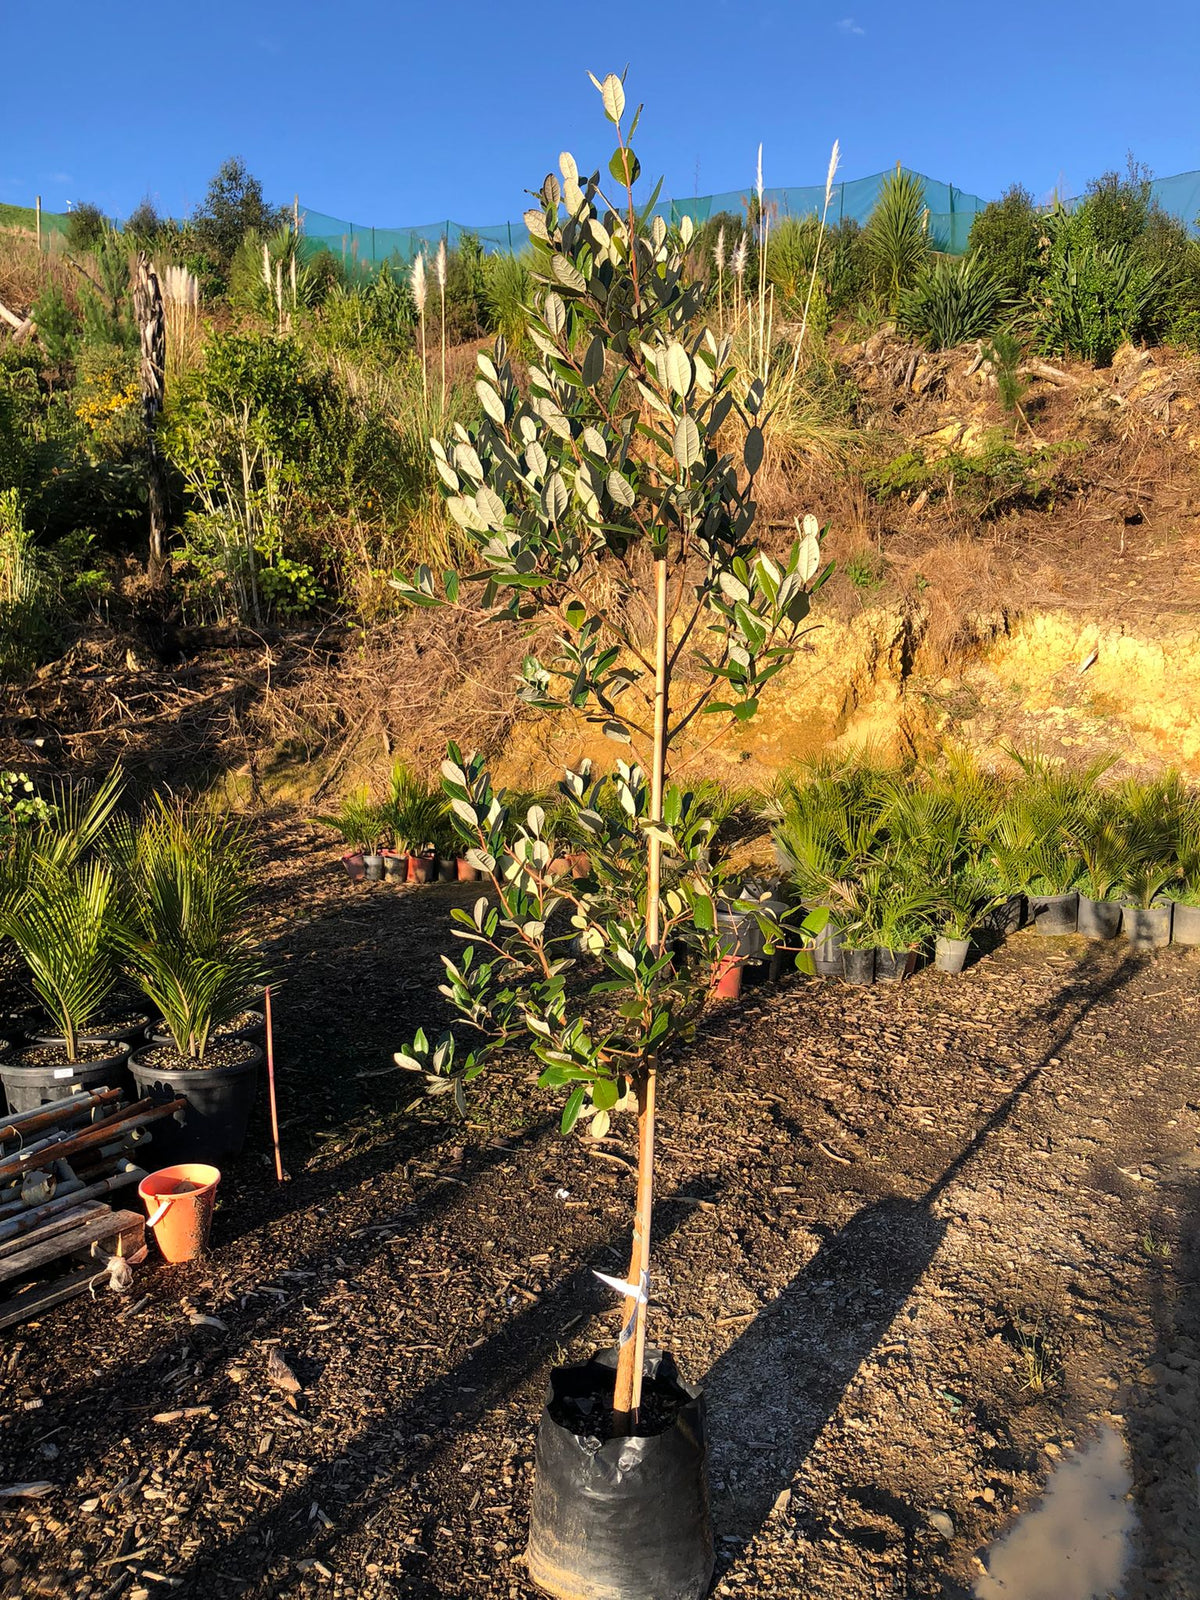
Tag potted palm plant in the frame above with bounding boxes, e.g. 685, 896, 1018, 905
123, 805, 268, 1163
382, 763, 446, 884
934, 872, 1000, 973
0, 857, 131, 1113
1118, 862, 1176, 949
311, 788, 386, 881
1169, 811, 1200, 946
1071, 810, 1131, 940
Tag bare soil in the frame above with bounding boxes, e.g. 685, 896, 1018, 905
0, 818, 1198, 1599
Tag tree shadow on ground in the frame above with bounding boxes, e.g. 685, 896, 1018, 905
702, 948, 1148, 1587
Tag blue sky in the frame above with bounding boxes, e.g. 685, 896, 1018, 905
5, 0, 1199, 228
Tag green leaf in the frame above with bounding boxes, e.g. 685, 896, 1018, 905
673, 415, 701, 470
602, 720, 631, 743
582, 335, 605, 388
564, 599, 586, 629
665, 342, 692, 397
692, 892, 716, 933
732, 699, 759, 722
592, 1078, 619, 1111
606, 470, 635, 508
561, 1084, 586, 1134
599, 73, 625, 124
744, 425, 764, 475
476, 381, 506, 425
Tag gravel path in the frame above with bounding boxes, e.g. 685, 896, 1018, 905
1, 822, 1197, 1599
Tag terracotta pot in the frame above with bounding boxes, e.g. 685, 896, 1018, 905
710, 956, 743, 999
456, 858, 480, 882
341, 852, 366, 882
407, 853, 436, 885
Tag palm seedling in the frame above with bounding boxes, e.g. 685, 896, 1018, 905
382, 762, 447, 856
310, 786, 386, 855
121, 804, 266, 1061
1, 857, 124, 1060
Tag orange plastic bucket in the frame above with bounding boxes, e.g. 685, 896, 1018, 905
138, 1163, 221, 1262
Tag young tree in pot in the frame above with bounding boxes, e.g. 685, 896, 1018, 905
1170, 810, 1200, 946
0, 858, 131, 1111
934, 873, 999, 973
122, 806, 268, 1162
390, 74, 829, 1600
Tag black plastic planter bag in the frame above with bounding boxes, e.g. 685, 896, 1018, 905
526, 1346, 714, 1600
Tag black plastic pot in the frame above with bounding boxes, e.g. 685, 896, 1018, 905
1076, 894, 1122, 941
144, 1011, 265, 1049
1170, 901, 1200, 947
381, 850, 407, 883
0, 1039, 131, 1115
981, 892, 1026, 937
363, 853, 385, 883
33, 1013, 153, 1048
1030, 891, 1078, 936
842, 947, 876, 985
129, 1044, 262, 1164
811, 923, 844, 978
526, 1347, 713, 1600
875, 948, 916, 983
1122, 903, 1172, 950
437, 857, 457, 883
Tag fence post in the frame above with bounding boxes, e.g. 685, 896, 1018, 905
35, 195, 41, 251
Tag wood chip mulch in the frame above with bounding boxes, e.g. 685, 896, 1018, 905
1, 818, 1198, 1600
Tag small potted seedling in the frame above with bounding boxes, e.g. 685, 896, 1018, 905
123, 804, 268, 1163
1169, 816, 1200, 945
311, 788, 385, 881
389, 75, 831, 1600
1071, 813, 1131, 940
0, 858, 131, 1113
382, 763, 445, 884
1119, 861, 1176, 950
934, 873, 999, 973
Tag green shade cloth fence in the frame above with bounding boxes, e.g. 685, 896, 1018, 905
295, 166, 1200, 272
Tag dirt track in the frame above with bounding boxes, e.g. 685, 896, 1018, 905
1, 820, 1198, 1599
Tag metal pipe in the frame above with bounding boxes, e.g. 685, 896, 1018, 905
0, 1099, 186, 1182
0, 1088, 123, 1143
0, 1164, 147, 1244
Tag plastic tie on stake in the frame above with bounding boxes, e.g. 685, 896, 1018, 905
593, 1268, 649, 1346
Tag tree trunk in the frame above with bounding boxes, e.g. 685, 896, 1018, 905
612, 553, 671, 1427
132, 253, 169, 585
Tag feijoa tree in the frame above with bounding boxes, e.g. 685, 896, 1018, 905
393, 73, 829, 1426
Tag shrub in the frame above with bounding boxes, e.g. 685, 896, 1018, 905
482, 251, 534, 345
897, 254, 1007, 350
864, 168, 929, 312
968, 185, 1041, 297
1034, 209, 1167, 365
766, 215, 822, 311
65, 202, 111, 253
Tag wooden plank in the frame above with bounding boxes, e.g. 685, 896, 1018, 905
0, 1203, 109, 1262
0, 1264, 104, 1329
0, 1208, 144, 1285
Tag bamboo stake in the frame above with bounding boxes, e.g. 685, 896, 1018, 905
265, 986, 285, 1182
35, 196, 41, 253
612, 552, 671, 1427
